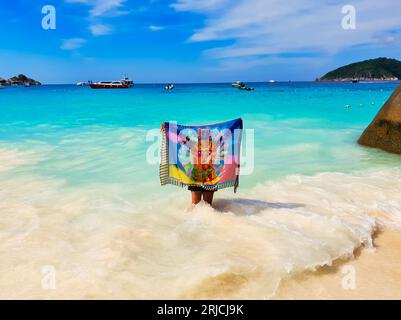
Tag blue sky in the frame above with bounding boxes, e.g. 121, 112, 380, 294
1, 0, 400, 83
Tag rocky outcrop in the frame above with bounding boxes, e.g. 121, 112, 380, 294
0, 74, 42, 86
358, 83, 401, 155
7, 74, 41, 86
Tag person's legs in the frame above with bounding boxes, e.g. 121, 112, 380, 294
202, 191, 214, 206
191, 191, 202, 205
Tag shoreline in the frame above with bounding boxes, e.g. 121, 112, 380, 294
2, 81, 400, 86
274, 228, 401, 299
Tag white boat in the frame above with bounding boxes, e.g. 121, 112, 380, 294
268, 80, 276, 83
76, 81, 93, 86
165, 83, 174, 90
0, 85, 5, 89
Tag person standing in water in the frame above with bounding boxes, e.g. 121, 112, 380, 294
188, 129, 217, 206
188, 186, 215, 206
160, 119, 242, 207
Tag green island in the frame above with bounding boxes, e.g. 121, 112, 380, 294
318, 57, 401, 82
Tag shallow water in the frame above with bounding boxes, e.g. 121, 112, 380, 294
0, 82, 401, 298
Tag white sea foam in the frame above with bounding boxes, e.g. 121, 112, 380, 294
0, 147, 45, 172
1, 146, 401, 298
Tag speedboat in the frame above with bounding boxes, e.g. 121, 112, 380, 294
240, 86, 254, 91
232, 81, 245, 88
165, 83, 174, 90
232, 81, 254, 91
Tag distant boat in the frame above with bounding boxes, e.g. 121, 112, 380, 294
165, 83, 174, 90
76, 81, 91, 86
0, 84, 5, 89
232, 81, 245, 88
90, 81, 130, 89
90, 76, 134, 89
351, 79, 359, 83
231, 81, 254, 91
24, 83, 30, 87
268, 80, 276, 83
240, 86, 254, 91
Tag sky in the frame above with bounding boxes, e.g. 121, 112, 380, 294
0, 0, 401, 83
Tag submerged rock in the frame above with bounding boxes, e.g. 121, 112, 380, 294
358, 84, 401, 155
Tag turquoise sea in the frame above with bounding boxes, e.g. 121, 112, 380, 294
1, 82, 401, 298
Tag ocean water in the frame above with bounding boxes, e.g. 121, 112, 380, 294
1, 82, 401, 299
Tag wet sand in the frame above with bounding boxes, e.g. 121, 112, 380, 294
275, 229, 401, 299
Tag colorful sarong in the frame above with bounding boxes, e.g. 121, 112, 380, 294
160, 118, 243, 192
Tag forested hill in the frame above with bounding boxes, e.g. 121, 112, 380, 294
319, 58, 401, 81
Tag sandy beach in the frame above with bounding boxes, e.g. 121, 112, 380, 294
275, 229, 401, 299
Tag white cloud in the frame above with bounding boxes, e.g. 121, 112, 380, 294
171, 0, 227, 12
60, 38, 87, 50
148, 25, 165, 31
90, 23, 113, 36
90, 0, 128, 17
172, 0, 401, 59
66, 0, 128, 39
65, 0, 128, 17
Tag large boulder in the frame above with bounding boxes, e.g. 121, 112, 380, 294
358, 83, 401, 154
